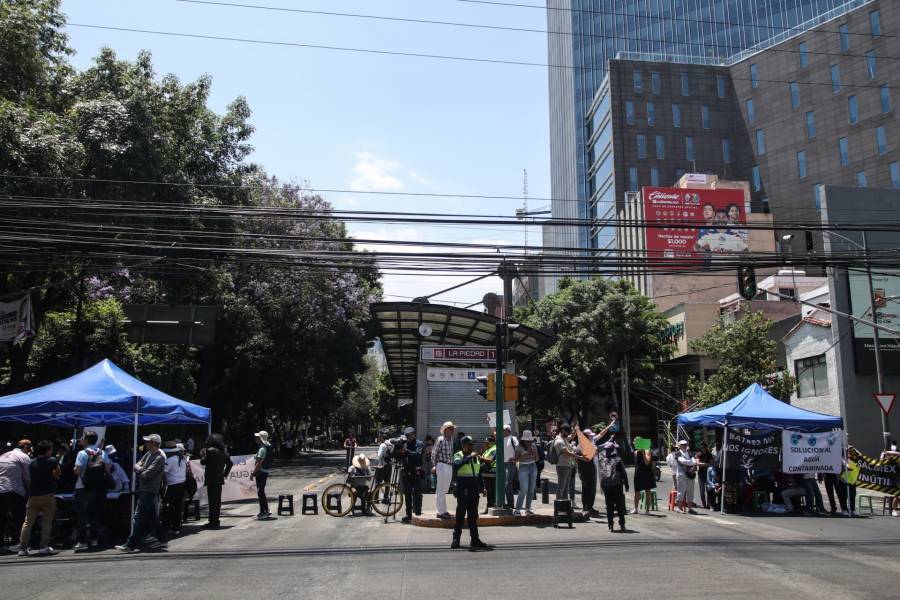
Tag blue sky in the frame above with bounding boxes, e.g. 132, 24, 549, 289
60, 0, 551, 305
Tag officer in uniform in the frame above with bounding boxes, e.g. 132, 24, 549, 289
398, 426, 424, 524
451, 436, 489, 550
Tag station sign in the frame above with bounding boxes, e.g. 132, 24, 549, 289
420, 346, 496, 362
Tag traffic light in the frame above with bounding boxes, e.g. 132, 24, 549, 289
805, 230, 815, 252
737, 265, 757, 300
475, 374, 495, 401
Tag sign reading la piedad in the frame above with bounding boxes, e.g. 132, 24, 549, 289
847, 447, 900, 496
781, 430, 843, 474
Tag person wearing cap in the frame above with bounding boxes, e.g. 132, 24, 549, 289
432, 421, 455, 519
514, 430, 539, 516
598, 440, 629, 532
72, 431, 110, 551
117, 434, 167, 552
252, 431, 273, 519
451, 436, 488, 550
163, 442, 188, 535
674, 440, 699, 514
398, 426, 425, 524
0, 439, 31, 553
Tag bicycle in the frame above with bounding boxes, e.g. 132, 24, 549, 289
321, 460, 404, 520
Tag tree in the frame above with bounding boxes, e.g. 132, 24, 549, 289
686, 310, 795, 407
518, 278, 673, 422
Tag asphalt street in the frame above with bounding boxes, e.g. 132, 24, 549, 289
1, 448, 898, 599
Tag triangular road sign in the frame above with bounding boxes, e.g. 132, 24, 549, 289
873, 393, 896, 415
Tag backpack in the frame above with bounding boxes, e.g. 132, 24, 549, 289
598, 457, 621, 487
261, 446, 275, 470
82, 449, 109, 490
547, 440, 560, 465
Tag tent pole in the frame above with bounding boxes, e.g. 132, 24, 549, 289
130, 411, 138, 537
720, 421, 728, 514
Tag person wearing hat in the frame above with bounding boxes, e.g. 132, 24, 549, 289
163, 442, 188, 534
117, 434, 167, 552
348, 453, 374, 516
674, 440, 699, 514
252, 431, 273, 519
104, 445, 131, 492
514, 430, 539, 516
451, 436, 488, 550
397, 426, 425, 523
431, 421, 456, 519
0, 439, 31, 553
598, 440, 629, 532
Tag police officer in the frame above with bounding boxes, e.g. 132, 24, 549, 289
399, 426, 424, 524
451, 436, 489, 551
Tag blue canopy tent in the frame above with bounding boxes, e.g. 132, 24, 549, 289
676, 383, 843, 512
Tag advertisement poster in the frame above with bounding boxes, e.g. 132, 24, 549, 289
847, 269, 900, 375
642, 187, 748, 268
847, 447, 900, 496
782, 430, 843, 474
0, 294, 35, 343
725, 430, 780, 471
189, 454, 258, 505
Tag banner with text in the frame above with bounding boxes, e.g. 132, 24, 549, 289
782, 430, 843, 474
188, 454, 257, 504
0, 294, 35, 343
725, 430, 780, 471
848, 447, 900, 496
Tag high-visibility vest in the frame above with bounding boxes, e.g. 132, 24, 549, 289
482, 445, 497, 470
454, 451, 481, 477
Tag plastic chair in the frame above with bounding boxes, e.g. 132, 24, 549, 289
639, 489, 658, 511
857, 495, 874, 515
301, 493, 318, 515
277, 494, 294, 516
553, 499, 574, 528
667, 489, 679, 511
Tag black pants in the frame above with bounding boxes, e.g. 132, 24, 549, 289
74, 488, 102, 544
207, 484, 223, 526
834, 480, 855, 512
602, 484, 626, 529
698, 471, 709, 508
0, 492, 25, 546
482, 474, 496, 509
824, 474, 839, 511
256, 472, 269, 515
579, 463, 597, 512
402, 474, 423, 517
453, 484, 481, 542
164, 483, 186, 531
346, 447, 355, 467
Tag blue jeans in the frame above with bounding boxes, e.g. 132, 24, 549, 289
126, 492, 166, 548
515, 463, 537, 511
504, 463, 517, 507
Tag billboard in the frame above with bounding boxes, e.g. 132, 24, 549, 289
848, 269, 900, 375
642, 187, 748, 268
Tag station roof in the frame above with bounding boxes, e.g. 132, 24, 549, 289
369, 302, 554, 399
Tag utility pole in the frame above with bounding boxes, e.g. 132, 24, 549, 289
862, 230, 891, 450
622, 356, 631, 449
491, 262, 518, 515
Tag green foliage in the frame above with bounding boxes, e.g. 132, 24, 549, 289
686, 311, 795, 407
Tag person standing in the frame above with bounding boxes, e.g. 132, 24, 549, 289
479, 435, 497, 514
163, 443, 187, 535
632, 446, 656, 515
116, 434, 167, 552
553, 425, 578, 500
501, 425, 518, 509
431, 421, 455, 519
17, 440, 59, 556
0, 439, 31, 553
576, 429, 599, 518
451, 436, 488, 551
598, 441, 629, 532
514, 430, 538, 516
343, 433, 357, 468
372, 435, 393, 502
674, 440, 698, 514
72, 432, 110, 551
422, 435, 435, 492
398, 427, 424, 524
695, 443, 713, 510
252, 431, 273, 519
200, 433, 233, 529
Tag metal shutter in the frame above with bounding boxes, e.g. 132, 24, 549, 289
425, 379, 516, 442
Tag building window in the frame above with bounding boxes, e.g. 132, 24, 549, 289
701, 105, 711, 129
650, 167, 660, 186
681, 72, 690, 96
752, 165, 761, 191
799, 42, 809, 68
882, 85, 892, 114
746, 98, 755, 124
750, 64, 758, 88
647, 102, 656, 126
814, 183, 824, 211
625, 101, 635, 125
633, 70, 643, 93
723, 137, 733, 164
866, 51, 877, 79
848, 95, 858, 125
797, 151, 807, 179
857, 170, 868, 187
717, 75, 727, 98
838, 137, 849, 166
628, 166, 639, 191
806, 111, 816, 139
870, 10, 881, 37
877, 126, 888, 155
685, 136, 695, 161
761, 197, 770, 213
656, 135, 665, 159
756, 129, 766, 156
839, 24, 850, 51
651, 71, 661, 95
790, 81, 800, 108
796, 355, 828, 398
830, 64, 841, 92
672, 103, 681, 128
637, 134, 646, 159
891, 162, 900, 188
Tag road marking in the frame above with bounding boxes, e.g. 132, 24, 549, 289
303, 472, 337, 492
707, 517, 740, 526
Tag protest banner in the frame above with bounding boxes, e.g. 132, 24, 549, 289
486, 410, 512, 430
848, 447, 900, 496
0, 294, 34, 343
725, 430, 780, 471
189, 454, 257, 504
633, 437, 652, 451
782, 430, 843, 474
575, 427, 596, 460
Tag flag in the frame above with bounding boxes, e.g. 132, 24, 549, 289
575, 427, 596, 460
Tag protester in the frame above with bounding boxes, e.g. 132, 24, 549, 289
674, 440, 699, 514
880, 443, 900, 517
632, 444, 656, 515
163, 442, 188, 534
343, 433, 357, 468
801, 472, 825, 514
372, 435, 393, 504
577, 429, 599, 517
598, 441, 629, 532
500, 425, 518, 509
432, 421, 455, 519
451, 436, 488, 551
778, 474, 807, 513
73, 431, 110, 551
514, 430, 539, 516
552, 425, 578, 501
17, 440, 59, 556
665, 444, 679, 489
706, 463, 722, 509
479, 435, 497, 514
200, 433, 233, 529
695, 443, 713, 510
117, 434, 167, 552
399, 427, 424, 524
104, 445, 131, 492
840, 452, 858, 518
347, 453, 374, 516
0, 439, 31, 553
252, 431, 273, 519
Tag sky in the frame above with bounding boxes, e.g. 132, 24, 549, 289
59, 0, 552, 306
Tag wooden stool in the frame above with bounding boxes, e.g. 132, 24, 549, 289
639, 490, 658, 511
182, 499, 201, 522
553, 499, 573, 529
668, 490, 679, 511
857, 495, 875, 515
277, 494, 294, 516
301, 493, 318, 515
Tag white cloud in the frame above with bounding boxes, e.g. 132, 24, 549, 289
349, 152, 405, 192
407, 170, 432, 186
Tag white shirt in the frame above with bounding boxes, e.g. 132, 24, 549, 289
374, 441, 392, 468
503, 435, 518, 463
675, 450, 696, 477
110, 461, 130, 491
164, 454, 187, 485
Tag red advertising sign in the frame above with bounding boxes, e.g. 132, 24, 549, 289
642, 187, 749, 268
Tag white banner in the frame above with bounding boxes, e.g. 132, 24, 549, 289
486, 410, 511, 430
0, 295, 34, 343
188, 454, 258, 504
782, 430, 843, 474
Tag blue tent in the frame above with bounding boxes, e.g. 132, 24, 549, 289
0, 359, 210, 427
677, 383, 842, 432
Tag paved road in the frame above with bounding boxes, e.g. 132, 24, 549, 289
2, 449, 898, 599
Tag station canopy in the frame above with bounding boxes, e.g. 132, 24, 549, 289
370, 302, 554, 399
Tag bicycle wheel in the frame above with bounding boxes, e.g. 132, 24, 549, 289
369, 483, 404, 517
321, 483, 356, 517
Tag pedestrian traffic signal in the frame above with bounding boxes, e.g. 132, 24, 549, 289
475, 374, 495, 401
737, 265, 757, 300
